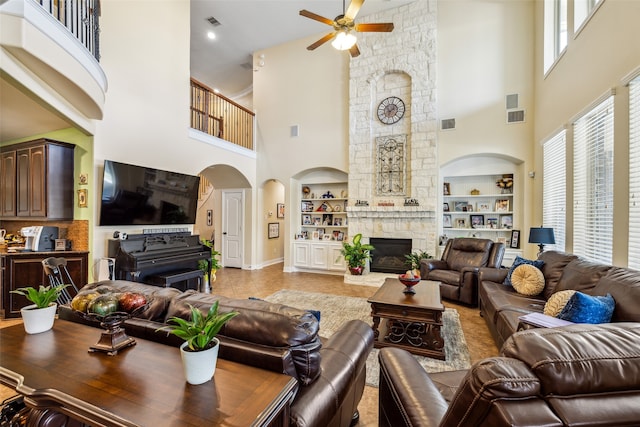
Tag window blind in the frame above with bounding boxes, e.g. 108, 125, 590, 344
629, 76, 640, 269
543, 130, 566, 251
573, 96, 614, 264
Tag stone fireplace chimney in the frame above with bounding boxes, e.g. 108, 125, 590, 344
347, 1, 438, 256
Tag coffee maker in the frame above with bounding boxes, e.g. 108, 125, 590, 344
20, 226, 59, 251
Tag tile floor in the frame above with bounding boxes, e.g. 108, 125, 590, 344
0, 264, 500, 425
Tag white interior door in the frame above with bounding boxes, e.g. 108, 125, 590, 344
222, 190, 243, 268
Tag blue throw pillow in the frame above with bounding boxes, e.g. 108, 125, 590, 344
505, 256, 545, 286
557, 292, 615, 324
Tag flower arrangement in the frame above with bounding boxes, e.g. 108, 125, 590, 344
496, 175, 513, 193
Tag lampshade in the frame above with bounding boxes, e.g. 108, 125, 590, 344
528, 227, 556, 245
332, 31, 357, 50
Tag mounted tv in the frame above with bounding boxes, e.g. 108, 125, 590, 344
99, 160, 200, 226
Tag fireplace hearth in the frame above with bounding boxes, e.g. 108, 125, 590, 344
370, 238, 412, 274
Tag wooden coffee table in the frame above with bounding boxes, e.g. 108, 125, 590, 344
367, 278, 445, 360
0, 320, 297, 427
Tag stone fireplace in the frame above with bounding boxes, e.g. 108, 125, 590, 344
346, 1, 438, 259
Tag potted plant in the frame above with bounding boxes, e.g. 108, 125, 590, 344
159, 301, 238, 385
198, 239, 221, 290
404, 249, 433, 274
339, 233, 374, 275
10, 285, 69, 334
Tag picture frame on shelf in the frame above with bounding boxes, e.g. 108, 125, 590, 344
454, 201, 468, 212
322, 214, 333, 226
313, 216, 322, 226
455, 218, 467, 228
277, 203, 285, 219
444, 182, 451, 195
317, 228, 325, 236
443, 214, 452, 228
443, 202, 450, 212
333, 217, 343, 226
337, 232, 345, 241
333, 230, 341, 240
466, 204, 474, 212
495, 199, 510, 212
322, 234, 332, 241
268, 223, 279, 239
500, 215, 513, 229
510, 229, 520, 248
302, 214, 312, 225
486, 217, 498, 229
295, 234, 305, 240
471, 214, 484, 228
302, 201, 314, 212
301, 231, 308, 239
477, 201, 491, 212
312, 231, 320, 240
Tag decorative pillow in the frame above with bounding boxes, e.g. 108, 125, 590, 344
511, 264, 545, 296
557, 292, 615, 324
505, 256, 545, 286
544, 290, 577, 317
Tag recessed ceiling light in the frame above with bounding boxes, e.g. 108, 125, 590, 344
207, 31, 216, 40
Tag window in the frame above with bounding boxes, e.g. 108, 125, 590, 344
629, 75, 640, 269
573, 96, 614, 264
574, 0, 602, 32
543, 0, 567, 73
543, 130, 567, 251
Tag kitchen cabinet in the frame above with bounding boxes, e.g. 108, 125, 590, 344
1, 251, 89, 318
0, 138, 75, 220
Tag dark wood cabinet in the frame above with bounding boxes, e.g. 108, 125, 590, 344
0, 151, 16, 217
1, 251, 89, 318
0, 139, 75, 220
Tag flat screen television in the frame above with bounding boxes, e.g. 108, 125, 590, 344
99, 160, 200, 226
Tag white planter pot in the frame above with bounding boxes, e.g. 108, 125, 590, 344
180, 338, 220, 385
20, 303, 57, 334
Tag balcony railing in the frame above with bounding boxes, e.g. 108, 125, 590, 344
190, 78, 255, 151
36, 0, 101, 60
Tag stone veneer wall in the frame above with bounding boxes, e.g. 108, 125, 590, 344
347, 0, 438, 255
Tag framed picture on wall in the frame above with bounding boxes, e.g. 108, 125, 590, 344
268, 223, 279, 239
277, 203, 285, 218
510, 229, 520, 248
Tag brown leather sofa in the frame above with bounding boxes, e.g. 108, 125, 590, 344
379, 322, 640, 427
49, 280, 374, 427
420, 238, 504, 306
479, 250, 640, 347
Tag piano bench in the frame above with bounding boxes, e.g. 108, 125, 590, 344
147, 269, 203, 292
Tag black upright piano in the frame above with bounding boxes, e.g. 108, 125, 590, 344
108, 232, 211, 291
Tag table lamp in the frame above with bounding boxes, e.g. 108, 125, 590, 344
528, 227, 555, 255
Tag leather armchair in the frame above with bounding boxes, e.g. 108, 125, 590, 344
420, 238, 504, 306
379, 323, 640, 427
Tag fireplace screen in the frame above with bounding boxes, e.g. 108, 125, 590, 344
370, 238, 412, 274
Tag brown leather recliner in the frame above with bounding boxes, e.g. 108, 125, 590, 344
420, 238, 504, 306
379, 322, 640, 427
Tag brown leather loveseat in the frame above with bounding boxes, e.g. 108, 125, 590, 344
479, 250, 640, 347
378, 322, 640, 427
53, 280, 373, 427
420, 238, 504, 306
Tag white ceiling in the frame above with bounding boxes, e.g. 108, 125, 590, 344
1, 0, 413, 142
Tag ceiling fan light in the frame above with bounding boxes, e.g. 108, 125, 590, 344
331, 31, 357, 50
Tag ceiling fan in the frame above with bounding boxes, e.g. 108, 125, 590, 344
299, 0, 394, 58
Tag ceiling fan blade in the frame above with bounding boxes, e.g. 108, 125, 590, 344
307, 32, 337, 51
345, 0, 364, 21
299, 10, 335, 27
349, 44, 361, 58
355, 23, 394, 32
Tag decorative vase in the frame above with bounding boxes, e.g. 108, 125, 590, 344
202, 275, 211, 294
349, 266, 364, 275
180, 338, 220, 385
20, 303, 57, 334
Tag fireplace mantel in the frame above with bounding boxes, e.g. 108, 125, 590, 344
347, 207, 436, 219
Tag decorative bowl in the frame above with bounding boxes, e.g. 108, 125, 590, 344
398, 275, 421, 294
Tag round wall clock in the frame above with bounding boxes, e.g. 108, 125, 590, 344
377, 96, 405, 124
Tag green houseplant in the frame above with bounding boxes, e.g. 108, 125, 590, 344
159, 301, 238, 384
405, 250, 433, 273
198, 239, 221, 287
339, 233, 374, 275
11, 285, 70, 334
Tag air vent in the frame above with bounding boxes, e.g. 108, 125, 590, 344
441, 118, 456, 130
507, 110, 525, 124
506, 94, 519, 109
240, 62, 253, 70
206, 16, 221, 26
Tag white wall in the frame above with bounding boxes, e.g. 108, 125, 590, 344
93, 0, 257, 263
533, 0, 640, 265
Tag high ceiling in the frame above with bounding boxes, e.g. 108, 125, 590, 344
1, 0, 413, 142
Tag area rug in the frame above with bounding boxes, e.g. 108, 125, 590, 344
264, 290, 472, 387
